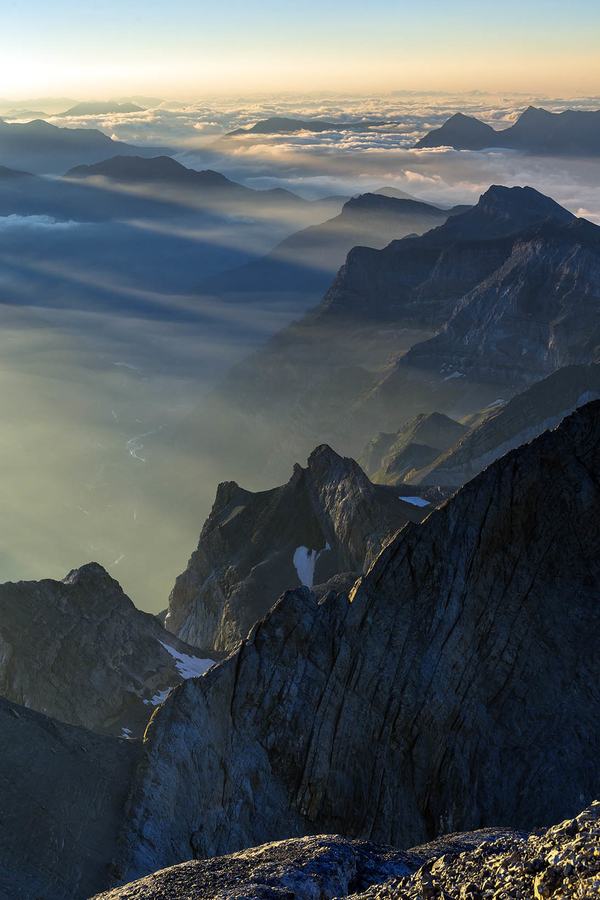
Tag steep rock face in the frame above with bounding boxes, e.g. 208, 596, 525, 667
411, 363, 600, 485
115, 402, 600, 880
359, 412, 467, 483
0, 695, 138, 900
166, 445, 432, 651
0, 562, 217, 735
402, 219, 600, 386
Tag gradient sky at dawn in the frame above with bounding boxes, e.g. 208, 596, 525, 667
2, 0, 600, 98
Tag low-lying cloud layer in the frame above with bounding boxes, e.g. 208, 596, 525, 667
19, 90, 598, 219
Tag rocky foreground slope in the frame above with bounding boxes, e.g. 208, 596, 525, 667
113, 401, 600, 881
92, 801, 600, 900
0, 562, 217, 735
166, 444, 437, 651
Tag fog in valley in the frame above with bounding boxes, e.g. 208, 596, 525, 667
2, 89, 600, 611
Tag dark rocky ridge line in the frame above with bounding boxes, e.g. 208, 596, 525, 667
113, 401, 600, 881
192, 192, 467, 299
362, 364, 600, 487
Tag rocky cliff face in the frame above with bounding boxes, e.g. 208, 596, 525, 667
402, 218, 600, 386
0, 695, 138, 900
92, 802, 600, 900
166, 445, 433, 651
114, 401, 600, 881
0, 562, 217, 735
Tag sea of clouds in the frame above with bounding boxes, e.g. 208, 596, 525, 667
17, 89, 598, 219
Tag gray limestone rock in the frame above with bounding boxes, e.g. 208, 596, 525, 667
90, 827, 526, 900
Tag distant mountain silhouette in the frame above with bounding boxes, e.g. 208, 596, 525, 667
195, 193, 469, 297
227, 116, 387, 135
0, 119, 171, 173
66, 155, 242, 187
58, 101, 144, 117
64, 155, 349, 221
373, 186, 425, 202
0, 164, 36, 180
1, 108, 49, 119
416, 106, 600, 156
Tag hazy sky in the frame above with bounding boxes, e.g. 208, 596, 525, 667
2, 0, 600, 98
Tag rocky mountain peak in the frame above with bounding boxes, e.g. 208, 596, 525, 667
166, 446, 431, 651
476, 184, 574, 223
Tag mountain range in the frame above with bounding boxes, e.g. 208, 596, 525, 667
0, 118, 170, 172
193, 193, 470, 299
415, 105, 600, 155
226, 116, 389, 135
166, 444, 440, 652
172, 184, 600, 492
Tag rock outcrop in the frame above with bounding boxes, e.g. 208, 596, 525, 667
166, 445, 433, 651
94, 804, 600, 900
0, 695, 139, 900
113, 401, 600, 881
90, 823, 531, 900
0, 562, 217, 736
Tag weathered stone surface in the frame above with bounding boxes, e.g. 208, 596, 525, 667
0, 562, 218, 735
90, 828, 526, 900
113, 401, 600, 882
347, 801, 600, 900
92, 804, 599, 900
166, 446, 432, 651
0, 695, 139, 900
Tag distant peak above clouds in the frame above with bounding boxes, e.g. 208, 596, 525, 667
57, 100, 146, 117
225, 116, 389, 136
416, 106, 600, 156
64, 154, 236, 186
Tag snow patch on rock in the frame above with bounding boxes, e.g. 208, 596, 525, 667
158, 641, 215, 679
293, 544, 330, 588
400, 496, 430, 507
